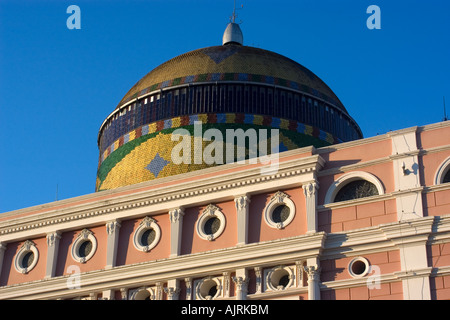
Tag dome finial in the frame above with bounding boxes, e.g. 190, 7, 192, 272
222, 0, 244, 45
230, 0, 242, 23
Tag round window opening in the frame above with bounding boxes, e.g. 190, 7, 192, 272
140, 228, 156, 247
348, 257, 370, 278
21, 251, 35, 269
134, 290, 151, 300
351, 260, 367, 276
270, 269, 291, 290
272, 205, 290, 223
78, 240, 93, 258
200, 279, 219, 300
204, 217, 221, 235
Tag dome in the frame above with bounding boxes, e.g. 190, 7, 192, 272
96, 26, 362, 192
115, 44, 347, 113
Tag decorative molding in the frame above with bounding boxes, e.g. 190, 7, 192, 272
232, 275, 249, 300
120, 288, 128, 300
14, 240, 39, 274
169, 208, 184, 223
0, 153, 324, 240
303, 182, 319, 233
263, 191, 296, 229
184, 277, 193, 300
264, 265, 295, 292
164, 287, 180, 300
106, 220, 121, 235
302, 182, 317, 198
46, 231, 61, 247
234, 195, 250, 211
194, 276, 223, 300
133, 216, 161, 253
234, 195, 250, 245
2, 215, 450, 300
45, 231, 61, 278
71, 229, 97, 264
254, 267, 262, 294
105, 220, 121, 269
196, 204, 226, 241
169, 208, 184, 257
222, 272, 231, 298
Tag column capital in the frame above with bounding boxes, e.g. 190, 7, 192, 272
232, 276, 249, 289
234, 195, 251, 210
46, 231, 61, 247
232, 276, 249, 300
106, 220, 121, 235
120, 288, 128, 300
164, 287, 181, 300
169, 208, 185, 223
302, 181, 318, 197
304, 265, 321, 281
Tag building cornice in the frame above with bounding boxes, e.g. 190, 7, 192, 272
0, 153, 324, 241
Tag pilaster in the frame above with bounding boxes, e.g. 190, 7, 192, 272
169, 208, 185, 257
45, 231, 61, 278
0, 242, 6, 281
234, 195, 250, 245
304, 258, 321, 300
233, 268, 249, 300
303, 181, 319, 233
165, 279, 180, 300
389, 127, 424, 221
105, 220, 121, 269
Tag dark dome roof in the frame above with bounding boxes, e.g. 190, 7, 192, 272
116, 44, 347, 113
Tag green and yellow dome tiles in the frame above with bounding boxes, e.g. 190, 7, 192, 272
96, 113, 338, 191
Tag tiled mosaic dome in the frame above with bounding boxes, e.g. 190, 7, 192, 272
117, 44, 346, 112
96, 23, 362, 192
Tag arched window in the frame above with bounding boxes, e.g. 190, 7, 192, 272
334, 180, 379, 202
435, 157, 450, 185
445, 170, 450, 183
324, 171, 384, 204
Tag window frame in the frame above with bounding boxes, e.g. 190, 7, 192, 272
196, 204, 226, 241
133, 216, 162, 252
324, 171, 385, 204
434, 156, 450, 185
71, 229, 97, 263
14, 240, 39, 274
263, 191, 296, 229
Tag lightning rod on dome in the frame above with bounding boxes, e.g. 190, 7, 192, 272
230, 0, 243, 24
223, 0, 244, 45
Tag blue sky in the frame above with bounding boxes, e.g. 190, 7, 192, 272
0, 0, 449, 213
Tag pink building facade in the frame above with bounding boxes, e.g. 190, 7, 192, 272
0, 121, 449, 300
